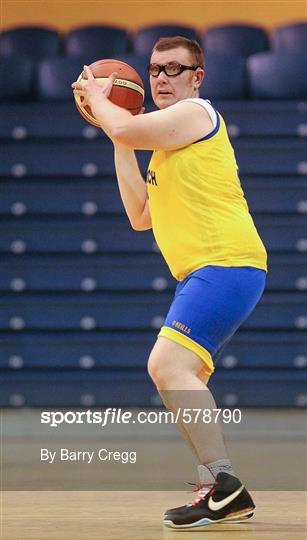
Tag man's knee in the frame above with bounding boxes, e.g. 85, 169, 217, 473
147, 347, 174, 387
147, 337, 204, 388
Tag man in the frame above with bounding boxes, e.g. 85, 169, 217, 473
72, 36, 267, 530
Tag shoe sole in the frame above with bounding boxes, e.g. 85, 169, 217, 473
163, 508, 255, 530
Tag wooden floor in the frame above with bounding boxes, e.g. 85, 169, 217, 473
2, 491, 306, 539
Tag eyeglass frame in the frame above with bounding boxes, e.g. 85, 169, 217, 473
147, 62, 201, 77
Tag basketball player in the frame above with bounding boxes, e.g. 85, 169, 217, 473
72, 36, 267, 530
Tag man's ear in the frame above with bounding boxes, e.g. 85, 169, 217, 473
194, 68, 205, 89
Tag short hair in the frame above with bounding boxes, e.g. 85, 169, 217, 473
152, 36, 204, 69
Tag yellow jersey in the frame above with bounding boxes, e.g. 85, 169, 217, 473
146, 98, 267, 282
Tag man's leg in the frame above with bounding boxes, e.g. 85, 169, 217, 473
148, 336, 229, 465
148, 336, 255, 529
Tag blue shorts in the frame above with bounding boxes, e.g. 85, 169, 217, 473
158, 265, 266, 375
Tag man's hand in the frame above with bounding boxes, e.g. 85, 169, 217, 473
72, 65, 118, 107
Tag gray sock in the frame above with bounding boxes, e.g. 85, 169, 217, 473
205, 459, 236, 478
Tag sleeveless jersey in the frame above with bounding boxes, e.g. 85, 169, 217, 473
146, 98, 267, 282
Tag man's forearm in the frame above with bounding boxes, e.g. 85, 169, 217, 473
113, 143, 148, 229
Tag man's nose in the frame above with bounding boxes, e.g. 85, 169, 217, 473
157, 70, 168, 81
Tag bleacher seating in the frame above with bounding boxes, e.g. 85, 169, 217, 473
247, 52, 307, 99
199, 53, 246, 100
273, 23, 307, 54
0, 26, 61, 59
36, 56, 89, 101
0, 57, 34, 101
202, 24, 269, 57
64, 25, 130, 57
0, 23, 307, 408
133, 24, 198, 56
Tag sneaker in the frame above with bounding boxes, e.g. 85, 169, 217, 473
164, 464, 215, 516
163, 472, 255, 530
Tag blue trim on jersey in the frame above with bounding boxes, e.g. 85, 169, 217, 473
192, 112, 220, 144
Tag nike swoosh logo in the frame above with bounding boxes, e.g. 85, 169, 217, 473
208, 485, 244, 512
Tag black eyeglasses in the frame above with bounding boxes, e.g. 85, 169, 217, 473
147, 62, 200, 77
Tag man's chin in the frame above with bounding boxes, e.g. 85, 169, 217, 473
153, 94, 176, 109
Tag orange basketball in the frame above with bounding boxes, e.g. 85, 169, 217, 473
74, 59, 145, 126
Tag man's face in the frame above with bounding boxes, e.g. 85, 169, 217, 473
149, 46, 203, 109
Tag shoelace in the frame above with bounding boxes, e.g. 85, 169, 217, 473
187, 481, 218, 506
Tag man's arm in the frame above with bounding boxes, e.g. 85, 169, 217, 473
113, 142, 152, 231
72, 67, 213, 151
94, 100, 213, 151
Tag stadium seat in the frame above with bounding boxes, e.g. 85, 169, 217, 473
220, 105, 307, 137
0, 102, 104, 138
247, 52, 307, 99
273, 23, 307, 53
0, 253, 305, 293
0, 213, 306, 254
0, 254, 174, 292
202, 24, 269, 57
2, 176, 306, 216
133, 25, 199, 56
1, 330, 306, 371
0, 141, 151, 176
200, 53, 246, 99
0, 291, 305, 331
218, 331, 307, 369
0, 26, 61, 60
0, 57, 33, 101
0, 178, 123, 215
36, 56, 89, 100
64, 26, 129, 58
240, 177, 307, 213
0, 331, 156, 369
0, 369, 306, 407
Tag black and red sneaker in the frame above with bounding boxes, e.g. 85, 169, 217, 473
163, 472, 255, 530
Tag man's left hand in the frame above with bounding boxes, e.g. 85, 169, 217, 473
72, 65, 117, 107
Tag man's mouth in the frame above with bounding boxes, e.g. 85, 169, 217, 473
158, 91, 172, 95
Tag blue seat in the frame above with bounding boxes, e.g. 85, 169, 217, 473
0, 140, 151, 176
220, 106, 307, 137
1, 330, 306, 371
36, 56, 89, 100
0, 102, 105, 138
253, 215, 307, 252
240, 177, 307, 213
0, 254, 174, 292
234, 138, 307, 175
211, 370, 307, 407
0, 26, 61, 60
0, 292, 305, 331
0, 252, 305, 293
218, 331, 307, 369
202, 24, 269, 57
247, 52, 307, 99
273, 23, 307, 54
3, 138, 305, 178
0, 216, 155, 253
0, 57, 33, 101
64, 26, 129, 58
0, 370, 156, 408
0, 369, 306, 407
0, 331, 155, 369
133, 25, 199, 56
0, 178, 123, 214
200, 53, 246, 99
0, 213, 305, 254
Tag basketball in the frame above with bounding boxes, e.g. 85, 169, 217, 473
74, 59, 145, 126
